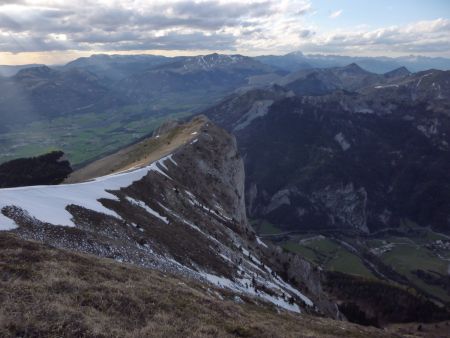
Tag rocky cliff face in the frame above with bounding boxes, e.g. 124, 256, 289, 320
0, 116, 335, 316
205, 69, 450, 234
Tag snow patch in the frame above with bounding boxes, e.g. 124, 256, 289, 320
374, 84, 399, 89
0, 155, 174, 230
126, 197, 168, 224
256, 237, 268, 248
334, 132, 351, 151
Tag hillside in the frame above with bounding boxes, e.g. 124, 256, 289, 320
0, 233, 398, 338
115, 53, 279, 104
204, 69, 450, 306
1, 116, 341, 319
205, 69, 450, 234
0, 66, 113, 125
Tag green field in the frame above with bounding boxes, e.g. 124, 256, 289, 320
0, 87, 229, 167
252, 219, 284, 235
1, 113, 182, 166
282, 237, 376, 279
272, 226, 450, 304
0, 107, 193, 167
381, 243, 449, 301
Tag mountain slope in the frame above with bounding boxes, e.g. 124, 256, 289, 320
63, 54, 171, 81
203, 72, 450, 306
276, 64, 411, 96
206, 70, 450, 234
0, 66, 113, 125
0, 116, 336, 316
0, 64, 45, 77
116, 53, 279, 103
0, 232, 397, 338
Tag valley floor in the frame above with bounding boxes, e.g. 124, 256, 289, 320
254, 219, 450, 305
0, 233, 399, 338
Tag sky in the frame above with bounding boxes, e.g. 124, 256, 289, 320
0, 0, 449, 65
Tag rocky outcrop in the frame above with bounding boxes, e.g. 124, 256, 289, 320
312, 183, 368, 233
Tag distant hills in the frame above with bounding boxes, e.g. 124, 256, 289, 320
1, 51, 450, 167
0, 64, 45, 77
2, 51, 450, 78
256, 51, 450, 73
0, 53, 278, 126
62, 54, 171, 81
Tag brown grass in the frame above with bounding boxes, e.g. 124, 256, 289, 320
66, 116, 206, 183
0, 233, 398, 338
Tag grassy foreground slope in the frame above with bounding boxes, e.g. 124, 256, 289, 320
0, 233, 396, 338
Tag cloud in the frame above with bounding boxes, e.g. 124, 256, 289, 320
0, 0, 297, 53
0, 1, 449, 58
299, 29, 314, 39
297, 18, 450, 55
329, 9, 342, 19
0, 0, 25, 4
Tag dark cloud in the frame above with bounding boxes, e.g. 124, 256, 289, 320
169, 0, 273, 20
0, 13, 21, 30
0, 0, 281, 53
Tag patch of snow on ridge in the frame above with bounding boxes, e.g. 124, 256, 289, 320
200, 271, 301, 313
256, 237, 268, 248
167, 155, 178, 166
374, 84, 399, 89
0, 155, 174, 231
334, 132, 351, 151
126, 197, 169, 224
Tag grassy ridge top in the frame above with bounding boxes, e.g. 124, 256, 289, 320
66, 116, 206, 183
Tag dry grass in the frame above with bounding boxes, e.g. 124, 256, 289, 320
66, 116, 206, 183
0, 233, 398, 338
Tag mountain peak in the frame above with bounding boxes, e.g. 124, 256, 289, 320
190, 53, 247, 67
343, 63, 365, 72
287, 51, 305, 57
384, 66, 411, 78
14, 65, 57, 79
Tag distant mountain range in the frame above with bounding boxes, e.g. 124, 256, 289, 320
0, 66, 113, 125
2, 51, 450, 79
0, 53, 278, 127
256, 51, 450, 73
0, 63, 45, 77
